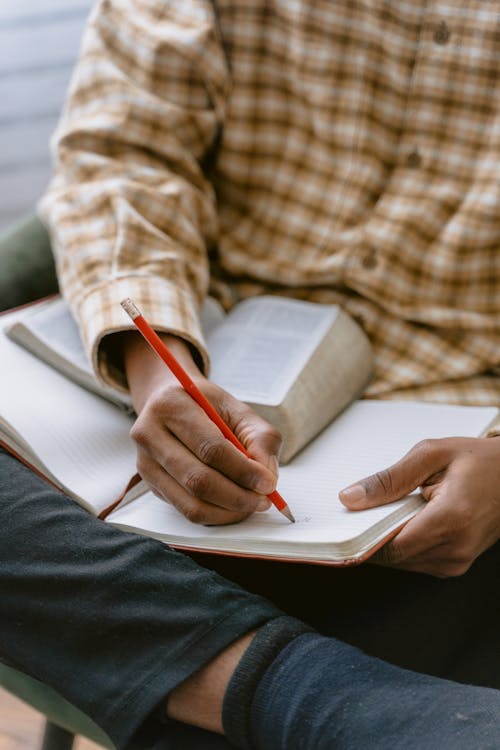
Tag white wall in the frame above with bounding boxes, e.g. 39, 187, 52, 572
0, 0, 94, 234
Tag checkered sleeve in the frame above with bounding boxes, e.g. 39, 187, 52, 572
39, 0, 229, 389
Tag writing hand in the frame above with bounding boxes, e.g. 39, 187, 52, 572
123, 331, 281, 525
339, 437, 500, 577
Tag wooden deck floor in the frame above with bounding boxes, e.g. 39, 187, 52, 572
0, 689, 102, 750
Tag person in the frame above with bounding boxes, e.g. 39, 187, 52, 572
1, 1, 500, 747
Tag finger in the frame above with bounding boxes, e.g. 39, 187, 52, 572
371, 551, 458, 577
339, 438, 451, 510
384, 518, 500, 577
137, 450, 256, 526
373, 541, 477, 577
163, 392, 280, 493
372, 499, 451, 566
224, 395, 283, 474
400, 557, 472, 578
133, 389, 277, 495
136, 431, 272, 515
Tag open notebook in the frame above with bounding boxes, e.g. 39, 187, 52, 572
1, 305, 497, 565
108, 399, 496, 563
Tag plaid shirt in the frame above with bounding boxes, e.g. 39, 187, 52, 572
40, 0, 500, 405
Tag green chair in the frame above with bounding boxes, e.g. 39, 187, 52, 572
0, 215, 114, 750
0, 215, 58, 311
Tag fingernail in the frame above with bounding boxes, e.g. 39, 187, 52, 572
256, 498, 271, 511
339, 483, 366, 504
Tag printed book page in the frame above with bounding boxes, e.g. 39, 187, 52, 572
5, 298, 132, 409
208, 297, 339, 405
9, 296, 93, 372
109, 401, 497, 561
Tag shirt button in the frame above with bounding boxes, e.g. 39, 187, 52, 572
433, 21, 450, 45
361, 249, 378, 269
406, 149, 422, 168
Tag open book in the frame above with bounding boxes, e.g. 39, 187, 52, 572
6, 294, 374, 462
6, 297, 133, 410
1, 303, 497, 565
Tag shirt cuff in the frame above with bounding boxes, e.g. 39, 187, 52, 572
222, 616, 313, 750
75, 275, 210, 391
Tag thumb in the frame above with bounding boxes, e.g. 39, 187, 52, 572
339, 439, 448, 510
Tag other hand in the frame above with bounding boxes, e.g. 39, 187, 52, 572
339, 437, 500, 577
123, 331, 281, 525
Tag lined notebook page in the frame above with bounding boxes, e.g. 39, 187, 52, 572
109, 401, 497, 561
0, 311, 136, 514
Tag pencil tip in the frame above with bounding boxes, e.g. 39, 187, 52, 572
281, 506, 296, 523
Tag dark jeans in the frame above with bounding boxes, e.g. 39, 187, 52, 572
0, 447, 499, 749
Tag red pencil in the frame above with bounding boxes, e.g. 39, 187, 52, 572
121, 297, 295, 523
